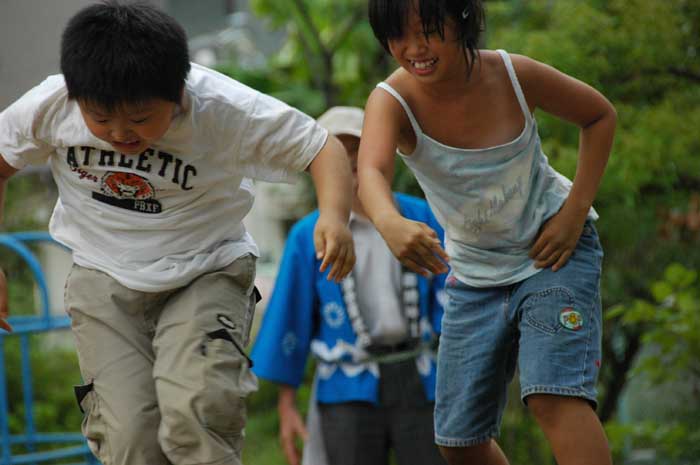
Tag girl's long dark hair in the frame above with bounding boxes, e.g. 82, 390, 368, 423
368, 0, 484, 79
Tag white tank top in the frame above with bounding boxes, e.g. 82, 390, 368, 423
377, 50, 597, 287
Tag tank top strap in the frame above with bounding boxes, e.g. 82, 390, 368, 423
375, 82, 423, 137
496, 49, 533, 123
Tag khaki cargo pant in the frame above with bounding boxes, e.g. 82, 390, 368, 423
65, 254, 260, 465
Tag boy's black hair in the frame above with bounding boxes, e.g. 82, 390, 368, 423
368, 0, 484, 78
60, 0, 191, 110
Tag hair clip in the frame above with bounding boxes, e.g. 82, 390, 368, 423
462, 7, 470, 20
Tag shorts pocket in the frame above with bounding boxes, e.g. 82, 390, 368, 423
521, 287, 575, 335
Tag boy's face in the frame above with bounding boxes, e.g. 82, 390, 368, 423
78, 99, 178, 155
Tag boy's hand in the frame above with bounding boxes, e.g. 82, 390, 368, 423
377, 215, 449, 278
529, 203, 588, 271
0, 269, 12, 333
313, 214, 355, 282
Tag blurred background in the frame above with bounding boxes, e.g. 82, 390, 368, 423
0, 0, 698, 464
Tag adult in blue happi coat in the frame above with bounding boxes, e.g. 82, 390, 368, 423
252, 106, 447, 465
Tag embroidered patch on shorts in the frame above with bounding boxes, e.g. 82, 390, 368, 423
559, 308, 583, 331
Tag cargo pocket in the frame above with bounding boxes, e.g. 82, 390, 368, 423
198, 328, 258, 445
74, 381, 111, 464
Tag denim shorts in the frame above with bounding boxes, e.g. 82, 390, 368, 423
434, 222, 604, 447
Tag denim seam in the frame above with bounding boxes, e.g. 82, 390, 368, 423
435, 429, 498, 447
581, 290, 596, 388
583, 286, 601, 387
521, 385, 596, 403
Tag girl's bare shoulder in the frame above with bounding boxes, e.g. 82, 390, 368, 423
384, 67, 415, 97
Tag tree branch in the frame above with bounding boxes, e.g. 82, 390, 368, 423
328, 9, 364, 53
599, 329, 642, 423
669, 67, 700, 83
290, 0, 327, 56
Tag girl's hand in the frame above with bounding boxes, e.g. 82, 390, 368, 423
313, 214, 356, 282
529, 204, 588, 272
377, 215, 449, 277
0, 269, 12, 333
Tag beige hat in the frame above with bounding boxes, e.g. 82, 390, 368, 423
317, 106, 364, 138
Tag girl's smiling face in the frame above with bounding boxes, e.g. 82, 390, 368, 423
387, 7, 467, 83
78, 99, 177, 155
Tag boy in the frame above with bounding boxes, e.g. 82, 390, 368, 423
0, 2, 354, 465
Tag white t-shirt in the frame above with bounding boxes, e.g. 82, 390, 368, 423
0, 63, 328, 292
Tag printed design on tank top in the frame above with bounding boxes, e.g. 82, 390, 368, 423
460, 175, 526, 237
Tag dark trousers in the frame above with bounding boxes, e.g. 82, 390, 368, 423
318, 358, 446, 465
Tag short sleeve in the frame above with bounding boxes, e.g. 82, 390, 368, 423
0, 77, 62, 169
236, 92, 328, 183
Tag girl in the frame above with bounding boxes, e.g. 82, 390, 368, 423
358, 1, 616, 465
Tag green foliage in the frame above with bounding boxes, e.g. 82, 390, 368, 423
608, 263, 700, 387
607, 420, 700, 465
605, 263, 700, 461
250, 0, 389, 110
244, 0, 393, 114
3, 333, 83, 456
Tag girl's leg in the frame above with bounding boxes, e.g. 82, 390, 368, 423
434, 279, 516, 464
512, 223, 608, 465
438, 440, 509, 465
527, 395, 611, 465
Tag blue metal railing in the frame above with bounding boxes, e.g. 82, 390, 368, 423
0, 232, 97, 465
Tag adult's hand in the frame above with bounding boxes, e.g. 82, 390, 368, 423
278, 386, 308, 465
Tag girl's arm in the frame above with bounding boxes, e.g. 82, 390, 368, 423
514, 55, 617, 271
358, 88, 448, 277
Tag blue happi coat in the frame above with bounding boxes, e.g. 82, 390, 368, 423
251, 193, 446, 404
